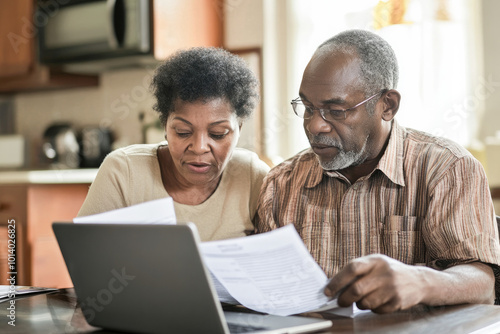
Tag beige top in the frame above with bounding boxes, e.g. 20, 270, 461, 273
78, 144, 270, 241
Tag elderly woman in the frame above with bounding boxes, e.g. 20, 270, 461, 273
78, 47, 270, 241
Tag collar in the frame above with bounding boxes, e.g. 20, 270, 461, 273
304, 120, 406, 188
375, 120, 406, 187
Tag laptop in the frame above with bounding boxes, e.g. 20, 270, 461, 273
52, 222, 333, 334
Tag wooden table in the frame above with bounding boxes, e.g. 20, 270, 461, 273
2, 288, 500, 333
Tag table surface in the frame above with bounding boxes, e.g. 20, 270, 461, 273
1, 288, 500, 334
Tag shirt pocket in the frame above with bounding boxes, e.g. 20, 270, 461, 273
296, 204, 334, 274
381, 215, 424, 264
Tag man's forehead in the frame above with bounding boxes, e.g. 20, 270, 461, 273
299, 51, 362, 101
305, 50, 360, 77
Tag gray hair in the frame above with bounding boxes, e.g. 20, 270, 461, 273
317, 29, 399, 112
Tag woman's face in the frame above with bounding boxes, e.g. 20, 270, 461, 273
165, 98, 241, 187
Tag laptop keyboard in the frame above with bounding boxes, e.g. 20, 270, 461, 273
227, 322, 268, 333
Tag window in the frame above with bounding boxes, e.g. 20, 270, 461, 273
266, 0, 483, 161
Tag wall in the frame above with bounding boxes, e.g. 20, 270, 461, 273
224, 0, 263, 49
224, 0, 293, 164
480, 0, 500, 142
481, 0, 500, 213
15, 67, 159, 168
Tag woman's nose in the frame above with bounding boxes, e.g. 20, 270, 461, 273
190, 133, 210, 154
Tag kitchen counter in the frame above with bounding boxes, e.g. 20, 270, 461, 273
0, 173, 93, 287
0, 168, 98, 184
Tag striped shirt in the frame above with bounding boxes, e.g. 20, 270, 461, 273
254, 120, 500, 302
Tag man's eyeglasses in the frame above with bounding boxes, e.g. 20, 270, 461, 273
291, 90, 384, 122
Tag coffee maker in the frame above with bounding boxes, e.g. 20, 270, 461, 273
41, 123, 80, 169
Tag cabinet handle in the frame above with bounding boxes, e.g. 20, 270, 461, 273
0, 203, 11, 212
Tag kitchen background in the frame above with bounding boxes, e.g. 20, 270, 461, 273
3, 0, 500, 190
1, 0, 500, 288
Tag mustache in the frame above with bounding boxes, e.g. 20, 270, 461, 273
308, 135, 343, 149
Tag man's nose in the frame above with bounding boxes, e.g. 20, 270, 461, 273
190, 133, 211, 154
305, 110, 332, 135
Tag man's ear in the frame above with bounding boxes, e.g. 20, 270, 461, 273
239, 122, 243, 131
380, 89, 401, 121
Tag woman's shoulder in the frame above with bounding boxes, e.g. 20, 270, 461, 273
229, 148, 270, 171
109, 143, 163, 158
221, 148, 270, 187
103, 143, 163, 164
99, 143, 163, 174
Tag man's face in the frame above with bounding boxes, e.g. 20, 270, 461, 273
299, 51, 382, 171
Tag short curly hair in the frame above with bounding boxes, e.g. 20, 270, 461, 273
151, 47, 259, 125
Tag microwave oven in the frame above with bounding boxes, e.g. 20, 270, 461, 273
37, 0, 152, 67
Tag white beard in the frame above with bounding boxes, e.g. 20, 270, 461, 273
310, 135, 369, 171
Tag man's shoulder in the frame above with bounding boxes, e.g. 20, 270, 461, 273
403, 127, 472, 161
399, 126, 482, 184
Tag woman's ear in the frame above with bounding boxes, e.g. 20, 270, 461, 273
381, 89, 401, 121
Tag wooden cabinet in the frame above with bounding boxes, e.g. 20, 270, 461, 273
0, 0, 223, 93
0, 1, 98, 93
0, 186, 27, 286
0, 1, 34, 79
152, 0, 223, 60
0, 184, 89, 288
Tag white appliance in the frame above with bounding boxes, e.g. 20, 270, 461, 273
0, 135, 25, 169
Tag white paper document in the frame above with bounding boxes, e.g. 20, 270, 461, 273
209, 272, 240, 305
0, 286, 58, 304
73, 197, 176, 224
200, 225, 352, 317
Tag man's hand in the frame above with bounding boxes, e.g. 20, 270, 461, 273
324, 254, 427, 313
324, 254, 496, 314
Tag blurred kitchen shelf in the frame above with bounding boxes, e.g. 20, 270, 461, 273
0, 65, 99, 94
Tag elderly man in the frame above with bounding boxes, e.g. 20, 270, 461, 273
254, 29, 500, 313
